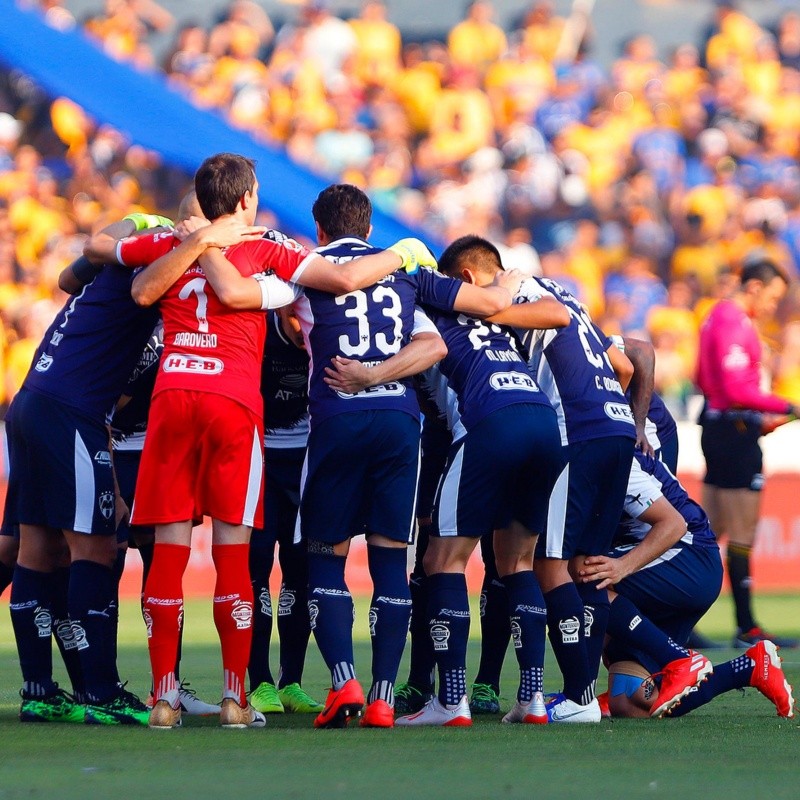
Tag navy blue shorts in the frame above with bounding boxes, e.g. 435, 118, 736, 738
4, 388, 116, 535
113, 448, 152, 545
253, 446, 304, 549
432, 403, 564, 539
297, 411, 421, 545
537, 436, 635, 560
417, 413, 451, 520
605, 543, 723, 673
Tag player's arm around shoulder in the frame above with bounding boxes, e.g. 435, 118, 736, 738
132, 218, 266, 307
486, 288, 570, 330
324, 309, 446, 394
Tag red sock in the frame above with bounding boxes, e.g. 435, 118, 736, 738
212, 543, 253, 706
143, 543, 190, 706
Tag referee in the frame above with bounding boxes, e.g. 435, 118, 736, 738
697, 259, 799, 648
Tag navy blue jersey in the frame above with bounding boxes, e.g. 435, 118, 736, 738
615, 452, 717, 549
420, 310, 551, 439
293, 237, 458, 425
111, 323, 163, 444
23, 264, 159, 421
262, 311, 310, 448
646, 391, 677, 444
523, 277, 636, 445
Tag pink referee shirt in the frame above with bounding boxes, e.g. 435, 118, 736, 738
697, 299, 790, 415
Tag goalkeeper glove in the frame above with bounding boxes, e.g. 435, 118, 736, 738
388, 237, 437, 274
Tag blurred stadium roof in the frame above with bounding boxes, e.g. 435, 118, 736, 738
64, 0, 795, 67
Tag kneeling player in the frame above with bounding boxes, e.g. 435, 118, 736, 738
578, 453, 792, 718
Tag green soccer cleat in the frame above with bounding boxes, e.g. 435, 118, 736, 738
249, 682, 284, 714
469, 683, 501, 714
278, 683, 324, 714
394, 682, 432, 716
84, 686, 149, 726
20, 688, 85, 723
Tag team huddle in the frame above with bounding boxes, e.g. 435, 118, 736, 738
0, 153, 794, 730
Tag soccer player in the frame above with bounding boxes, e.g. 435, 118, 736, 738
197, 183, 523, 728
518, 273, 636, 723
343, 239, 569, 727
578, 450, 720, 716
697, 258, 800, 647
4, 207, 253, 725
111, 159, 439, 729
247, 305, 322, 716
578, 454, 793, 720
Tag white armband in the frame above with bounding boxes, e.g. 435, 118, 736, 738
252, 273, 302, 310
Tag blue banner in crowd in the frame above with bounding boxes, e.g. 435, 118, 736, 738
0, 0, 434, 248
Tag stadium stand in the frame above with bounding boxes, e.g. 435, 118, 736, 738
0, 0, 798, 418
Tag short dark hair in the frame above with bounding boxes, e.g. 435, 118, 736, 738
439, 235, 503, 277
194, 152, 256, 220
741, 258, 786, 288
312, 184, 372, 240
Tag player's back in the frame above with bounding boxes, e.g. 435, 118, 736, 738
420, 308, 552, 438
22, 264, 159, 420
616, 452, 717, 549
524, 277, 635, 445
295, 237, 444, 425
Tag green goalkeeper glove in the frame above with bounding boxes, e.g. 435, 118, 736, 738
388, 238, 437, 274
123, 212, 174, 231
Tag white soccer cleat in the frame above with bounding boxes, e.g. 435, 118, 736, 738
178, 682, 221, 716
395, 695, 472, 727
502, 692, 548, 724
548, 696, 601, 723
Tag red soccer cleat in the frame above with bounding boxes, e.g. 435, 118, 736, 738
360, 699, 394, 728
313, 679, 365, 729
651, 651, 713, 718
596, 691, 611, 719
747, 640, 795, 718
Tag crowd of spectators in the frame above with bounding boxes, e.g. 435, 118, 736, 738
2, 0, 800, 419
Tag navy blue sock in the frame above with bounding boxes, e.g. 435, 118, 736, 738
110, 549, 126, 667
544, 582, 593, 704
668, 655, 753, 718
247, 536, 275, 689
51, 567, 85, 701
474, 538, 510, 693
367, 544, 411, 706
307, 550, 355, 689
276, 541, 311, 688
407, 524, 435, 692
608, 595, 688, 669
0, 559, 13, 597
428, 572, 470, 707
69, 559, 119, 703
577, 581, 610, 686
503, 571, 547, 702
10, 566, 57, 697
138, 541, 154, 588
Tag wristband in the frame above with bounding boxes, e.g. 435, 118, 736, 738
253, 273, 272, 310
123, 212, 174, 231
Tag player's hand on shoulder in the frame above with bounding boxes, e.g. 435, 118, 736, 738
492, 267, 525, 296
196, 217, 267, 248
174, 215, 209, 241
323, 356, 372, 394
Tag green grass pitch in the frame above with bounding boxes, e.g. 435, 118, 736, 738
0, 593, 798, 800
